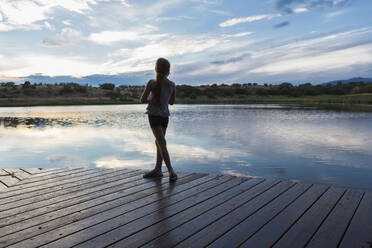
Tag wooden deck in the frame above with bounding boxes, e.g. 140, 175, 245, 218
0, 168, 371, 248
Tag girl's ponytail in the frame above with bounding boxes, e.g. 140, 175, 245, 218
152, 58, 170, 106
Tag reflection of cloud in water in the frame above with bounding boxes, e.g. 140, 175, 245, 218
95, 157, 153, 169
234, 160, 252, 167
1, 105, 372, 183
2, 116, 371, 170
0, 125, 249, 168
261, 123, 372, 168
271, 124, 368, 150
221, 169, 262, 178
46, 154, 89, 168
221, 170, 248, 178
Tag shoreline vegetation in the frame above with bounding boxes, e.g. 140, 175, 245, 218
0, 81, 372, 111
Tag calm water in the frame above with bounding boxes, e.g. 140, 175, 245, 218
1, 104, 372, 190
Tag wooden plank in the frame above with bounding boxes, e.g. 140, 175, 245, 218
0, 173, 206, 247
108, 178, 268, 248
0, 168, 131, 205
0, 172, 190, 238
20, 168, 64, 175
306, 189, 364, 248
0, 170, 145, 223
7, 175, 231, 248
11, 168, 75, 184
19, 169, 33, 175
0, 170, 9, 176
0, 169, 138, 211
175, 180, 297, 248
59, 176, 244, 248
0, 168, 92, 197
0, 168, 126, 200
0, 170, 20, 187
81, 180, 293, 248
20, 168, 43, 175
28, 168, 64, 174
201, 182, 312, 248
238, 184, 328, 247
141, 179, 277, 248
26, 168, 69, 176
0, 168, 131, 202
3, 169, 31, 181
0, 168, 370, 248
0, 170, 10, 189
9, 168, 92, 187
0, 182, 7, 191
339, 191, 372, 248
273, 187, 345, 248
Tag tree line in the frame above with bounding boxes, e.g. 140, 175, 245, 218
175, 81, 372, 99
1, 81, 371, 100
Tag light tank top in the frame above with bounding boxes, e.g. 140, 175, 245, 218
146, 82, 174, 117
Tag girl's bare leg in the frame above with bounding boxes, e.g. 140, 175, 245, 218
151, 126, 176, 176
153, 127, 166, 172
154, 141, 162, 172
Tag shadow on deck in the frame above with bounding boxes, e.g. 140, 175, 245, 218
0, 168, 371, 248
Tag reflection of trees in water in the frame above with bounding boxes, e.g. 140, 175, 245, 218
0, 117, 73, 128
0, 117, 110, 128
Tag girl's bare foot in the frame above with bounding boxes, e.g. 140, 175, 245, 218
169, 171, 178, 181
143, 169, 163, 178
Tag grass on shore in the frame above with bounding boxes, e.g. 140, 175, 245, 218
0, 94, 372, 111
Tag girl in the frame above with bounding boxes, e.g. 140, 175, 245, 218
140, 58, 177, 181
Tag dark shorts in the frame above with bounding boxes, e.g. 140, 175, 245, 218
148, 115, 169, 129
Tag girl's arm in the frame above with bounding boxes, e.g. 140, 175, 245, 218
140, 80, 153, 103
169, 83, 176, 105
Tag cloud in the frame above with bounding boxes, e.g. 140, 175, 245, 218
155, 16, 193, 22
0, 0, 97, 31
42, 28, 82, 47
218, 6, 307, 28
62, 19, 72, 26
0, 1, 48, 31
2, 32, 222, 78
191, 0, 231, 16
325, 9, 349, 20
120, 0, 131, 7
38, 0, 97, 14
102, 34, 222, 73
273, 21, 290, 29
219, 14, 279, 27
250, 43, 372, 74
207, 9, 231, 16
4, 26, 372, 84
293, 7, 308, 13
89, 31, 142, 44
2, 53, 100, 77
210, 53, 251, 65
0, 75, 22, 82
222, 32, 254, 38
178, 27, 372, 84
89, 26, 166, 45
44, 21, 54, 30
274, 0, 353, 14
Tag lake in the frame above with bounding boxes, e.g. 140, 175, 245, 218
1, 104, 372, 190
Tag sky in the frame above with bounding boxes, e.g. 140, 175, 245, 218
0, 0, 372, 85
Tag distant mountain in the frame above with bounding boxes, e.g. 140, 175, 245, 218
21, 71, 154, 86
322, 77, 372, 85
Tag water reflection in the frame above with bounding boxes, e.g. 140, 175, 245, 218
0, 105, 372, 190
0, 117, 73, 128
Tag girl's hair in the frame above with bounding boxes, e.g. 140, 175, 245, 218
152, 58, 170, 105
